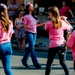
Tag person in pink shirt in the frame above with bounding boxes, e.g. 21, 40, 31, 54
0, 4, 13, 75
21, 2, 45, 69
67, 30, 75, 72
59, 1, 74, 19
45, 6, 72, 75
59, 1, 74, 50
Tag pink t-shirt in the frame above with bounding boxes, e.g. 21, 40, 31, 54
0, 21, 14, 44
45, 20, 71, 48
66, 30, 75, 60
23, 14, 37, 33
59, 6, 71, 17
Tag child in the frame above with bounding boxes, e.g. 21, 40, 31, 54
21, 2, 45, 68
0, 3, 13, 75
45, 6, 72, 75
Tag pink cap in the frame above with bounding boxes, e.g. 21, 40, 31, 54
0, 3, 7, 9
26, 2, 31, 6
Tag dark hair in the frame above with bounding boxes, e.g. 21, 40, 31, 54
17, 10, 23, 17
18, 10, 23, 14
25, 4, 37, 20
62, 1, 68, 6
21, 4, 25, 7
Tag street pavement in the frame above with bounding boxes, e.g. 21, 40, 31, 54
0, 50, 74, 75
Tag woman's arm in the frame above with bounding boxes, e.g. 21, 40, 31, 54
69, 10, 74, 18
14, 19, 20, 29
19, 25, 23, 28
23, 24, 31, 30
9, 21, 14, 39
66, 46, 71, 50
66, 33, 72, 50
60, 16, 73, 30
66, 31, 75, 50
36, 22, 45, 27
65, 20, 73, 30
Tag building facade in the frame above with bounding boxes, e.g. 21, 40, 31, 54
7, 0, 33, 5
0, 0, 75, 5
0, 0, 75, 14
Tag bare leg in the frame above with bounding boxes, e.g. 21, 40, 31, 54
22, 38, 25, 50
18, 40, 21, 51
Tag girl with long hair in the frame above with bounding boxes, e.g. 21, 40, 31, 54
21, 2, 45, 69
0, 4, 13, 75
45, 6, 72, 75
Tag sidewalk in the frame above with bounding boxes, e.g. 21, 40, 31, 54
35, 36, 49, 52
12, 36, 72, 53
35, 36, 72, 53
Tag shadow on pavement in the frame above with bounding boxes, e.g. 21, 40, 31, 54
11, 63, 73, 71
12, 49, 73, 62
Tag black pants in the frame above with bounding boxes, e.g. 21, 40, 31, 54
45, 44, 70, 75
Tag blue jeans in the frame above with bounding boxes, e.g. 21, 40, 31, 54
22, 32, 39, 65
0, 42, 13, 75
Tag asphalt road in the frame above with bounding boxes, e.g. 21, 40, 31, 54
0, 50, 74, 75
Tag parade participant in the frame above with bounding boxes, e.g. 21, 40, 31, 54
45, 6, 72, 75
21, 2, 45, 69
67, 30, 75, 72
0, 3, 14, 75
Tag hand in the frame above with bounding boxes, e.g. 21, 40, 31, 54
10, 8, 15, 11
36, 22, 46, 27
66, 32, 71, 41
66, 46, 71, 50
60, 16, 71, 25
11, 8, 17, 11
26, 26, 31, 30
19, 25, 23, 28
16, 26, 21, 30
42, 22, 46, 25
60, 16, 67, 21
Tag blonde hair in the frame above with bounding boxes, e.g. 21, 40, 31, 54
0, 4, 10, 32
49, 6, 62, 28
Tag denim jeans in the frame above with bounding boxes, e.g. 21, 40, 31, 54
45, 44, 70, 75
0, 42, 13, 75
22, 32, 39, 66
